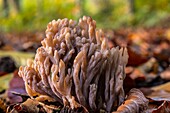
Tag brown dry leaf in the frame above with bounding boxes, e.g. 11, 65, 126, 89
111, 28, 170, 70
7, 99, 45, 113
125, 66, 134, 75
7, 98, 62, 113
165, 29, 170, 41
127, 57, 159, 84
0, 72, 7, 77
152, 82, 170, 92
123, 72, 136, 94
0, 99, 7, 113
160, 67, 170, 80
147, 90, 170, 102
153, 42, 170, 62
127, 47, 148, 66
113, 88, 149, 113
152, 101, 170, 113
147, 100, 170, 113
140, 88, 170, 113
0, 32, 44, 52
129, 68, 145, 80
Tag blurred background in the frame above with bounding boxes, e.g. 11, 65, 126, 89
0, 0, 170, 68
0, 0, 170, 32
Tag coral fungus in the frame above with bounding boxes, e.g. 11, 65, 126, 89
19, 16, 129, 112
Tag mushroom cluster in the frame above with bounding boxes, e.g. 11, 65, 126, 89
19, 16, 129, 112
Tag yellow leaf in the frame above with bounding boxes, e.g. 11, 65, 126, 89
152, 82, 170, 92
0, 51, 34, 66
0, 73, 13, 92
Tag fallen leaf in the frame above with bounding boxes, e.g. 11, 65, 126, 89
147, 90, 170, 102
113, 88, 149, 113
160, 67, 170, 80
152, 82, 170, 92
0, 50, 34, 66
0, 99, 7, 113
127, 47, 148, 66
0, 73, 13, 92
152, 101, 170, 113
7, 70, 26, 104
0, 72, 7, 77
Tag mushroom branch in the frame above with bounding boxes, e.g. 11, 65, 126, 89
18, 16, 130, 112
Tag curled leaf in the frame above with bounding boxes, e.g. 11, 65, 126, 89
113, 88, 149, 113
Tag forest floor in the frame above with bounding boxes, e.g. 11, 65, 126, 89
0, 27, 170, 112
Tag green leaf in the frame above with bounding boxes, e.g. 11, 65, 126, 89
0, 73, 13, 92
0, 51, 34, 66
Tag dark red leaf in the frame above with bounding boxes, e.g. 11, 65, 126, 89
7, 70, 26, 104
